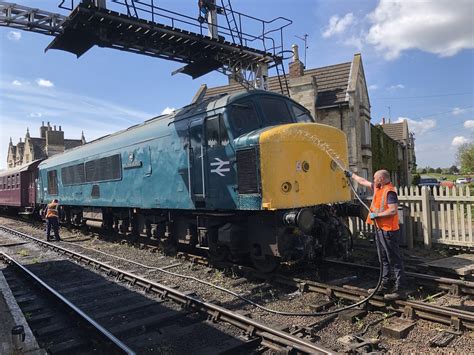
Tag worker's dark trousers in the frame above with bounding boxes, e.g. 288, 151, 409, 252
376, 229, 406, 290
46, 217, 60, 240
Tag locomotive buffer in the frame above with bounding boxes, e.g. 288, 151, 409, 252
0, 0, 291, 91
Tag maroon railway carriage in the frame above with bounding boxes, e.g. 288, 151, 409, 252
0, 160, 42, 214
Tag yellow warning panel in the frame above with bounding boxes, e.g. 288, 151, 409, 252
259, 123, 351, 210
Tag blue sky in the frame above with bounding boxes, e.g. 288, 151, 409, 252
1, 0, 473, 170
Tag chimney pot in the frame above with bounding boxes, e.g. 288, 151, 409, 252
59, 125, 62, 131
292, 44, 300, 62
54, 125, 56, 131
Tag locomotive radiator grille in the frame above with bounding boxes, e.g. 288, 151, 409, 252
236, 148, 259, 194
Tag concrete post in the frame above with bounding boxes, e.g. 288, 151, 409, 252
421, 186, 432, 248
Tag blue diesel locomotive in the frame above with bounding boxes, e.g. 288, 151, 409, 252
37, 90, 355, 271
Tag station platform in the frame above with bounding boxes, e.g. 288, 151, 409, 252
0, 269, 46, 355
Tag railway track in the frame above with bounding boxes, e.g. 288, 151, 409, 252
0, 224, 334, 354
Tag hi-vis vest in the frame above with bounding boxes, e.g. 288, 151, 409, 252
46, 203, 59, 218
366, 183, 399, 231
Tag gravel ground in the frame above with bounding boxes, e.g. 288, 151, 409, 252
1, 216, 473, 353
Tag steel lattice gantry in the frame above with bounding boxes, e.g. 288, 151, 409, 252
0, 2, 66, 35
44, 2, 280, 82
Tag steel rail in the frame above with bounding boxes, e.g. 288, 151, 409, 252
0, 225, 333, 354
0, 251, 135, 355
325, 259, 474, 295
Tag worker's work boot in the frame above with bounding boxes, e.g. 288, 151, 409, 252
384, 288, 408, 301
368, 284, 389, 296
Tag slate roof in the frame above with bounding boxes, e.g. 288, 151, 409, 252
29, 138, 47, 159
381, 121, 408, 142
65, 139, 82, 150
204, 61, 352, 108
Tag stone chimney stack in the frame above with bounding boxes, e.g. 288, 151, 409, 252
40, 121, 48, 138
46, 123, 65, 157
289, 44, 305, 78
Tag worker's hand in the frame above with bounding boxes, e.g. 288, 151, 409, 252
369, 212, 378, 220
344, 170, 353, 178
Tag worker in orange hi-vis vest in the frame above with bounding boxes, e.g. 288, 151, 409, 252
44, 199, 61, 242
344, 169, 408, 300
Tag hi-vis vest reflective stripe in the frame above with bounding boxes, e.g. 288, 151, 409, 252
46, 203, 59, 218
366, 183, 399, 231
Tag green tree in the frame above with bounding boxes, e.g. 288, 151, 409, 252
456, 143, 474, 173
435, 167, 442, 174
421, 168, 427, 174
412, 174, 420, 186
448, 165, 459, 174
428, 167, 435, 173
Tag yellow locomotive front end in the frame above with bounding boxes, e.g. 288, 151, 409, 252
258, 123, 351, 210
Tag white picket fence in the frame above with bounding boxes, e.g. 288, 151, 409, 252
348, 185, 474, 249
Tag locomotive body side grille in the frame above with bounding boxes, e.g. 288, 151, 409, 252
236, 148, 259, 194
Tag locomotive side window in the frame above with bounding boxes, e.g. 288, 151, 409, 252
85, 154, 121, 183
259, 97, 293, 125
47, 170, 58, 195
62, 163, 86, 185
291, 104, 313, 123
206, 115, 229, 147
229, 101, 260, 136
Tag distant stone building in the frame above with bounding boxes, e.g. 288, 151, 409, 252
7, 122, 86, 168
204, 46, 373, 179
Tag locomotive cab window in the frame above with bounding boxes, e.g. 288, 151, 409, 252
259, 97, 293, 126
291, 104, 314, 123
47, 170, 58, 195
206, 115, 230, 148
229, 101, 260, 137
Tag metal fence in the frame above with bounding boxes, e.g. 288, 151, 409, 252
348, 185, 474, 249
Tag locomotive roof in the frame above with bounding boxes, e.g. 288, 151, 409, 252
38, 90, 289, 169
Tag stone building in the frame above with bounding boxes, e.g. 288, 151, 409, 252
204, 46, 373, 179
7, 122, 85, 168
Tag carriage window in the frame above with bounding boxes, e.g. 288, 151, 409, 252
291, 104, 313, 123
206, 115, 229, 148
259, 98, 293, 125
16, 174, 20, 188
85, 154, 121, 182
47, 170, 58, 195
7, 176, 11, 189
229, 101, 260, 136
62, 163, 85, 185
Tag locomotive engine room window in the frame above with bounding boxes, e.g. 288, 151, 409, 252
291, 104, 313, 123
206, 115, 230, 147
62, 163, 85, 185
229, 101, 260, 136
260, 98, 293, 125
85, 154, 121, 182
47, 170, 58, 195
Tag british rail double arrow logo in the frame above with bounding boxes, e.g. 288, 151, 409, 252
210, 158, 230, 176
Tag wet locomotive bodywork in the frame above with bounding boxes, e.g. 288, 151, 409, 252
37, 90, 354, 270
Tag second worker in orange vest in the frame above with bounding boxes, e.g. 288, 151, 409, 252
345, 169, 407, 300
44, 199, 61, 242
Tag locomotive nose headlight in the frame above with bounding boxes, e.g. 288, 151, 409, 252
281, 181, 292, 193
283, 208, 315, 234
302, 161, 310, 172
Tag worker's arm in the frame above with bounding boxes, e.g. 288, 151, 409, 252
377, 202, 398, 217
345, 171, 372, 188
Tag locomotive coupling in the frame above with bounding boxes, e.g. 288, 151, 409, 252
283, 208, 315, 234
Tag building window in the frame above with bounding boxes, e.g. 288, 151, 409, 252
362, 120, 371, 146
47, 170, 58, 195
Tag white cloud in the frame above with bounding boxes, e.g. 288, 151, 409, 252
29, 112, 43, 118
388, 84, 405, 90
366, 0, 474, 60
161, 107, 175, 115
368, 84, 378, 90
322, 13, 355, 38
452, 107, 466, 115
36, 78, 54, 88
12, 80, 23, 86
395, 117, 436, 135
464, 120, 474, 130
343, 35, 363, 50
452, 136, 470, 146
7, 31, 21, 41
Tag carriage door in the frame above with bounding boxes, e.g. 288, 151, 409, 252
188, 118, 206, 206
